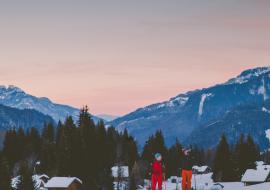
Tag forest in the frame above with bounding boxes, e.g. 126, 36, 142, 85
0, 106, 269, 190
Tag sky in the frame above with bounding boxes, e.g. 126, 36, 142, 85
0, 0, 270, 116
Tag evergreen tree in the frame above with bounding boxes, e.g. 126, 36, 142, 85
107, 126, 117, 166
57, 116, 77, 177
2, 128, 13, 170
212, 134, 233, 182
17, 161, 36, 190
153, 130, 168, 165
199, 147, 205, 166
141, 135, 155, 164
46, 121, 55, 143
41, 121, 48, 143
96, 120, 114, 189
233, 133, 246, 181
55, 120, 63, 152
256, 144, 261, 160
75, 106, 97, 189
192, 144, 200, 166
124, 130, 139, 174
244, 132, 257, 169
29, 127, 42, 158
167, 138, 183, 177
40, 139, 56, 176
0, 157, 13, 190
230, 143, 234, 160
17, 126, 26, 159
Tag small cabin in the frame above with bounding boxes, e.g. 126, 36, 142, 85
44, 177, 82, 190
111, 166, 129, 182
241, 169, 270, 186
192, 166, 211, 174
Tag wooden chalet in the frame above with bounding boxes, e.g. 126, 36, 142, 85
192, 165, 211, 174
44, 177, 82, 190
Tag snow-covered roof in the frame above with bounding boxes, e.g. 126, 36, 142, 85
44, 177, 82, 188
241, 169, 270, 182
192, 166, 211, 172
111, 166, 129, 178
257, 165, 270, 170
32, 174, 50, 180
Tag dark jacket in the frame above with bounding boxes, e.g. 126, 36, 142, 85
182, 154, 194, 170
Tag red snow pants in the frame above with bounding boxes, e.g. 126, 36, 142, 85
152, 172, 163, 190
182, 170, 192, 190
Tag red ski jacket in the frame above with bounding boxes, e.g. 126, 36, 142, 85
150, 160, 166, 177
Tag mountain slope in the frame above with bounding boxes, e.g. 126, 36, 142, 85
184, 100, 270, 150
96, 114, 119, 122
0, 85, 101, 123
107, 66, 270, 149
0, 104, 56, 131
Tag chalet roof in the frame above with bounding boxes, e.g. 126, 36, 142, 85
33, 174, 50, 180
241, 169, 270, 182
111, 166, 129, 178
44, 177, 82, 188
192, 165, 211, 172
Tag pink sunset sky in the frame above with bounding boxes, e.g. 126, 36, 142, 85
0, 0, 270, 116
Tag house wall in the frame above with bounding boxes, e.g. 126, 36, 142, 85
245, 182, 262, 186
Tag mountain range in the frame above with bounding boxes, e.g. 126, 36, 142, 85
1, 66, 270, 151
0, 85, 101, 124
107, 66, 270, 150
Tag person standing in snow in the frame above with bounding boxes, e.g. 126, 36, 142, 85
182, 148, 194, 190
149, 153, 166, 190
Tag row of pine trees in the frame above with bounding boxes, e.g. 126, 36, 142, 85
0, 105, 269, 189
0, 106, 139, 190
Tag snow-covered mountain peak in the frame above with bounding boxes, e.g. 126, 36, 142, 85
223, 66, 270, 85
0, 85, 101, 124
7, 85, 23, 92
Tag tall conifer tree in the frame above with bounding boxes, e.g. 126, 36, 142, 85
212, 134, 233, 182
57, 116, 77, 177
76, 106, 97, 189
233, 133, 245, 181
17, 161, 36, 190
0, 157, 13, 190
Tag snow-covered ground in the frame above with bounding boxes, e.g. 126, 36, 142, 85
135, 173, 270, 190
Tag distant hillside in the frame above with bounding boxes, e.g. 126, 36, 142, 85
0, 104, 56, 131
0, 85, 101, 124
0, 104, 57, 145
184, 100, 270, 150
97, 114, 119, 122
107, 66, 270, 149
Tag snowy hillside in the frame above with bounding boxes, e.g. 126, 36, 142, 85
108, 66, 270, 149
223, 66, 270, 85
184, 99, 270, 150
0, 85, 101, 123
